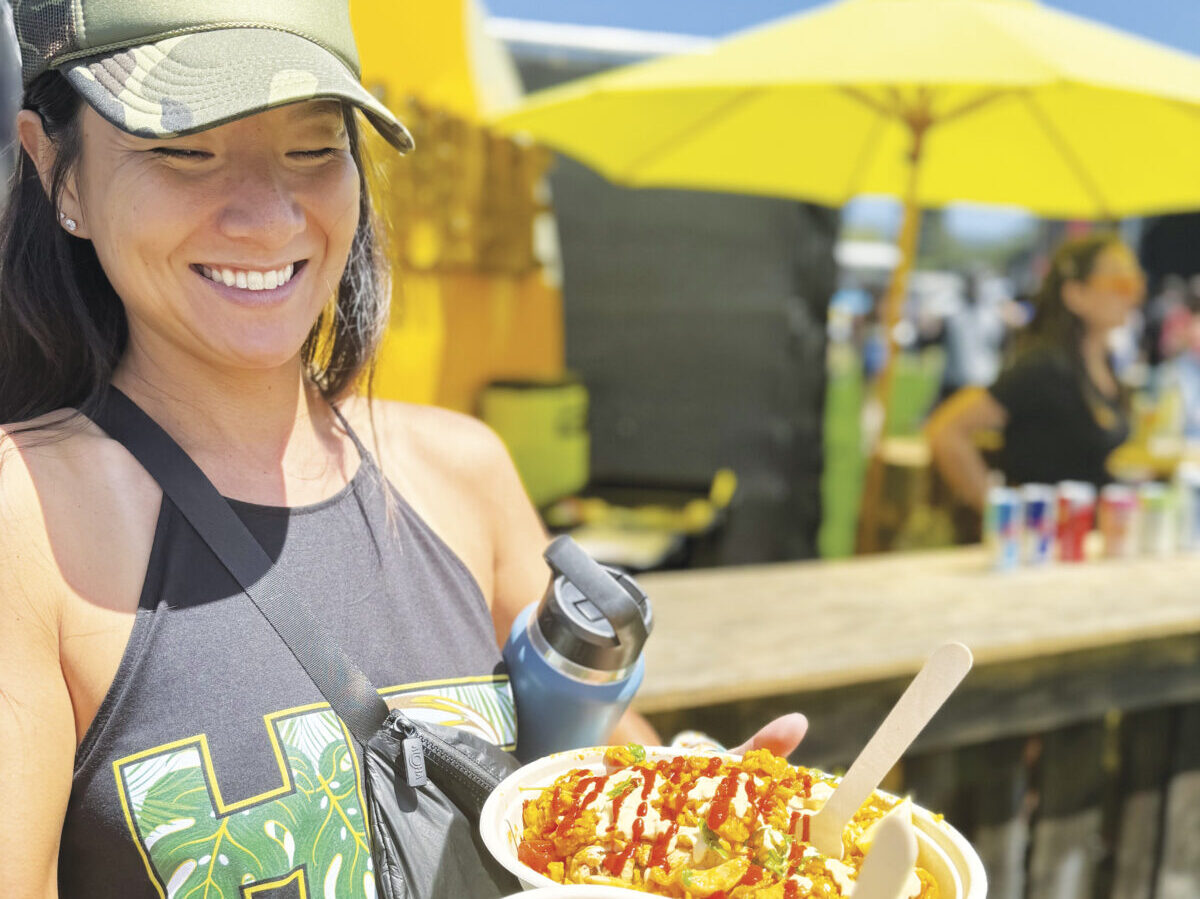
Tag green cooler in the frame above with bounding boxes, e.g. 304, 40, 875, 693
478, 378, 590, 508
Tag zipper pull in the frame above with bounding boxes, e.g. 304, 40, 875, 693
388, 711, 428, 787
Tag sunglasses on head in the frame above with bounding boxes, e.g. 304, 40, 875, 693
1087, 271, 1145, 297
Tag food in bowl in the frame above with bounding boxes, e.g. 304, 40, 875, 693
516, 745, 937, 898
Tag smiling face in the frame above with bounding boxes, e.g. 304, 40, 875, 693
67, 100, 360, 374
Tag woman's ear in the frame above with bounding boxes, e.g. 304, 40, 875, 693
15, 109, 87, 238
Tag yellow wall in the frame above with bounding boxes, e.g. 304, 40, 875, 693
372, 270, 564, 414
351, 1, 564, 411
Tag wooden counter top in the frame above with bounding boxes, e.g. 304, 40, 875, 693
632, 546, 1200, 715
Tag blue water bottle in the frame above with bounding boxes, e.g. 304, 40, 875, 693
503, 535, 654, 762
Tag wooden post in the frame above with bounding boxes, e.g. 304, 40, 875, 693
856, 111, 928, 554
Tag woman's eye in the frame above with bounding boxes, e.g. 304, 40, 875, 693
150, 147, 211, 160
290, 148, 340, 160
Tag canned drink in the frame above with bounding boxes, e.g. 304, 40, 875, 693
1056, 480, 1096, 562
1138, 482, 1175, 557
1020, 484, 1056, 565
1175, 464, 1200, 552
1099, 484, 1138, 559
985, 486, 1022, 571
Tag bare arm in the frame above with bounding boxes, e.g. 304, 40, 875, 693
0, 444, 75, 899
926, 387, 1009, 512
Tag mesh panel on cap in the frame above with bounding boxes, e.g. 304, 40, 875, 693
13, 0, 77, 87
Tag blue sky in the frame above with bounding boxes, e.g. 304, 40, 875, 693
485, 0, 1199, 56
485, 0, 1199, 241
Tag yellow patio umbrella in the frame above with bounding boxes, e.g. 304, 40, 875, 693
493, 0, 1200, 550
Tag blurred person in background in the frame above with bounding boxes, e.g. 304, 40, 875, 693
928, 233, 1144, 510
938, 268, 1007, 402
1152, 284, 1200, 441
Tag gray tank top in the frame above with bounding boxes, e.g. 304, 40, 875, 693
58, 413, 515, 898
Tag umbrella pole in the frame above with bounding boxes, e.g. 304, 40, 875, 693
856, 125, 926, 554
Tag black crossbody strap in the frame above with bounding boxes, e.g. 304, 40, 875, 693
86, 386, 391, 745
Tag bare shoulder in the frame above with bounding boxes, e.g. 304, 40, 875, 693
340, 395, 514, 491
0, 409, 161, 610
1, 408, 156, 504
336, 396, 539, 607
0, 412, 94, 627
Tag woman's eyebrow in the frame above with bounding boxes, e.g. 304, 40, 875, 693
287, 102, 345, 124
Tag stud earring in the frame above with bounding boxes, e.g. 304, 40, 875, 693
59, 213, 78, 232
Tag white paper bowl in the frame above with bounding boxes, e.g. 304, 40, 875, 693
482, 747, 987, 898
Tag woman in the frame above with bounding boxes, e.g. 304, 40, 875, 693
928, 233, 1145, 511
0, 4, 805, 896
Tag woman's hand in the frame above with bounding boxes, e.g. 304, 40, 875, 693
731, 713, 809, 756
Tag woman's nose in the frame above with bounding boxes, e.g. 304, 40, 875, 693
216, 162, 306, 245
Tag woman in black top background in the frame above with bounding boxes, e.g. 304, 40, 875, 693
928, 233, 1145, 511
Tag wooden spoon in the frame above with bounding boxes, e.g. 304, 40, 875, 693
851, 810, 918, 899
804, 642, 973, 860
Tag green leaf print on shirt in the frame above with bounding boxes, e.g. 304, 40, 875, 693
113, 675, 516, 898
115, 707, 374, 899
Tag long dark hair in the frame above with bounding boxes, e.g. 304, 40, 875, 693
0, 71, 389, 436
1012, 232, 1126, 370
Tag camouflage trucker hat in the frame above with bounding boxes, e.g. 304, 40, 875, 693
12, 0, 414, 153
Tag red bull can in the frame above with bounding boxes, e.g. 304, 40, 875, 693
1099, 484, 1138, 559
1020, 484, 1056, 565
985, 486, 1022, 571
1057, 481, 1096, 562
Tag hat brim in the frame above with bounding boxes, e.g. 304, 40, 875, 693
62, 27, 413, 153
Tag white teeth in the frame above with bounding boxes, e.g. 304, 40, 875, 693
201, 263, 297, 291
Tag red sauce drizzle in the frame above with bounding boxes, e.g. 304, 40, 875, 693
638, 766, 658, 800
540, 785, 565, 835
602, 843, 636, 877
739, 864, 765, 887
663, 756, 686, 784
743, 775, 763, 827
710, 893, 729, 899
703, 755, 723, 777
632, 815, 645, 842
789, 841, 803, 863
756, 781, 778, 820
649, 821, 679, 870
801, 814, 811, 843
802, 773, 813, 798
609, 786, 630, 832
784, 880, 800, 899
663, 778, 699, 823
789, 810, 801, 837
706, 771, 741, 829
555, 775, 608, 837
